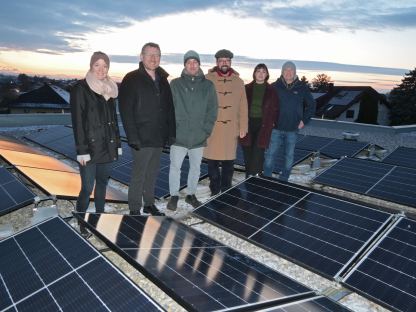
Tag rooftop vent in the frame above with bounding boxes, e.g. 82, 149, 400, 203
342, 131, 359, 141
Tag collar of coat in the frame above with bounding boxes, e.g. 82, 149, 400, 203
181, 68, 205, 81
138, 61, 169, 79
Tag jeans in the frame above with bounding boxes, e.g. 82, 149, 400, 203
169, 145, 204, 196
207, 159, 234, 195
129, 147, 162, 211
77, 162, 111, 213
263, 129, 297, 181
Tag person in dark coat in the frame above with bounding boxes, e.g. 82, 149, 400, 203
239, 63, 279, 177
119, 42, 175, 216
71, 51, 121, 235
263, 61, 316, 181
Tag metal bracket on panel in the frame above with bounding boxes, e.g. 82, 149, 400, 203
321, 286, 352, 301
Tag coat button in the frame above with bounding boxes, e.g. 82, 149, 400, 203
110, 140, 114, 143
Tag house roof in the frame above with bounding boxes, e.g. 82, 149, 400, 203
10, 83, 70, 109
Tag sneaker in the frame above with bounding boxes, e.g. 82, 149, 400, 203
167, 196, 179, 211
143, 204, 165, 216
185, 194, 202, 208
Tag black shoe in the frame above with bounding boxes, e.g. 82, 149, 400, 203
143, 204, 165, 216
167, 196, 179, 211
80, 225, 92, 239
185, 194, 202, 208
129, 209, 141, 215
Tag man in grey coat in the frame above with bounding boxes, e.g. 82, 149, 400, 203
167, 50, 218, 210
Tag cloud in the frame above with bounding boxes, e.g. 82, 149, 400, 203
1, 1, 415, 54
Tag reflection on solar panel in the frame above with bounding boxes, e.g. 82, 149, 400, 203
193, 176, 392, 278
14, 165, 127, 203
343, 217, 416, 312
264, 296, 352, 312
314, 157, 416, 207
111, 152, 208, 199
0, 148, 77, 173
0, 167, 35, 216
235, 145, 311, 173
24, 126, 73, 145
0, 217, 163, 312
295, 135, 369, 158
0, 135, 43, 155
382, 146, 416, 169
74, 213, 319, 312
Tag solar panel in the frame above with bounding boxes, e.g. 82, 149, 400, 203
235, 145, 312, 173
382, 146, 416, 169
193, 176, 392, 278
111, 152, 208, 199
14, 165, 127, 203
314, 157, 416, 207
0, 148, 77, 173
0, 167, 35, 216
319, 139, 369, 159
295, 135, 335, 152
0, 135, 44, 155
342, 217, 416, 312
74, 212, 318, 312
262, 295, 352, 311
24, 126, 73, 145
0, 217, 163, 312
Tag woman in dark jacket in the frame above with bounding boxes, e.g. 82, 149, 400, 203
239, 63, 279, 177
70, 51, 121, 234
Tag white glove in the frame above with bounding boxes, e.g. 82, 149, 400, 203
77, 154, 91, 166
118, 148, 122, 155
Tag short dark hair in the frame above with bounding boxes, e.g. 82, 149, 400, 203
252, 63, 269, 82
141, 42, 161, 54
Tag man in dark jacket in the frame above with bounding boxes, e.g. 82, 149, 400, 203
166, 50, 218, 211
263, 61, 316, 181
119, 42, 175, 215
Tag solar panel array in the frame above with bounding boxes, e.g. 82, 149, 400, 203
0, 167, 35, 216
382, 146, 416, 169
73, 212, 354, 312
0, 217, 163, 312
342, 217, 416, 312
235, 145, 312, 173
193, 176, 392, 279
295, 135, 369, 158
111, 152, 208, 199
314, 157, 416, 207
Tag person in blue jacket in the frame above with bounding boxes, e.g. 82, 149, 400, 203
263, 61, 316, 181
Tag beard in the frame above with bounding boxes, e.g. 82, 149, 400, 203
220, 65, 230, 74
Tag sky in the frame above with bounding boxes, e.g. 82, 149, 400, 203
1, 0, 415, 92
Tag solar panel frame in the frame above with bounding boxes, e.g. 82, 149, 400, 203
261, 295, 353, 312
193, 176, 393, 279
0, 216, 164, 312
382, 146, 416, 169
0, 167, 36, 216
342, 216, 416, 312
74, 212, 319, 312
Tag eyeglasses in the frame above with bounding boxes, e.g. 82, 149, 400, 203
217, 58, 231, 64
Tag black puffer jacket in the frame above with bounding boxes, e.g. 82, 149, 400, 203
118, 62, 176, 148
70, 79, 121, 163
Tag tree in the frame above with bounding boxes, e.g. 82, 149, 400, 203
300, 75, 310, 88
312, 73, 333, 91
389, 68, 416, 125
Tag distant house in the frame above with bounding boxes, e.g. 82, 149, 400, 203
313, 86, 390, 125
9, 83, 70, 114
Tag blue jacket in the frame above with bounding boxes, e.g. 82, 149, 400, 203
273, 77, 316, 131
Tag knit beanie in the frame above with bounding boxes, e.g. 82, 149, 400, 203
281, 61, 296, 75
90, 51, 110, 69
183, 50, 200, 65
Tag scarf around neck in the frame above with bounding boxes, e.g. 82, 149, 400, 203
85, 70, 118, 101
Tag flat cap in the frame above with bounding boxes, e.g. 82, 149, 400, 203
215, 49, 233, 59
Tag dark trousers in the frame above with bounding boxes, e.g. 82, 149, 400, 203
76, 162, 111, 213
207, 159, 234, 195
242, 118, 265, 177
129, 147, 162, 212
